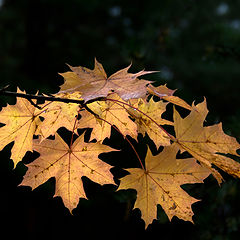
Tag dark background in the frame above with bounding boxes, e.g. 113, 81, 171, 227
1, 0, 240, 239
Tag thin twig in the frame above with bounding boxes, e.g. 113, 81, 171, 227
96, 116, 145, 170
0, 85, 10, 92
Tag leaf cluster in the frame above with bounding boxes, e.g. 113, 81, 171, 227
0, 59, 240, 228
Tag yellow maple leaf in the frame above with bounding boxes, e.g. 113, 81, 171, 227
0, 88, 40, 167
36, 92, 82, 140
20, 133, 116, 212
128, 97, 173, 148
173, 98, 240, 183
77, 108, 101, 137
81, 93, 138, 142
59, 58, 155, 101
118, 144, 210, 228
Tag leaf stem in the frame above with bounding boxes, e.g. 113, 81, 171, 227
96, 116, 145, 170
69, 109, 81, 148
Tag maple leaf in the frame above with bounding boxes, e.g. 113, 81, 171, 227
59, 58, 155, 101
173, 99, 240, 183
0, 88, 40, 167
128, 97, 173, 148
77, 108, 101, 137
79, 93, 138, 142
20, 133, 116, 212
118, 144, 210, 228
36, 92, 82, 140
147, 84, 193, 110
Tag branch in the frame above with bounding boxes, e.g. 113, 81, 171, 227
0, 89, 85, 106
0, 88, 174, 151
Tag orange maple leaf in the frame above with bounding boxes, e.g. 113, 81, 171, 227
59, 58, 155, 101
173, 99, 240, 183
20, 133, 116, 212
118, 144, 210, 228
0, 88, 40, 167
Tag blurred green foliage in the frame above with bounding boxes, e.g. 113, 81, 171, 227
1, 0, 240, 239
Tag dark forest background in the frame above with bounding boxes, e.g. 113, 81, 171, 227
1, 0, 240, 239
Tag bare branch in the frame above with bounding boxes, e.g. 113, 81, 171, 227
0, 89, 84, 106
